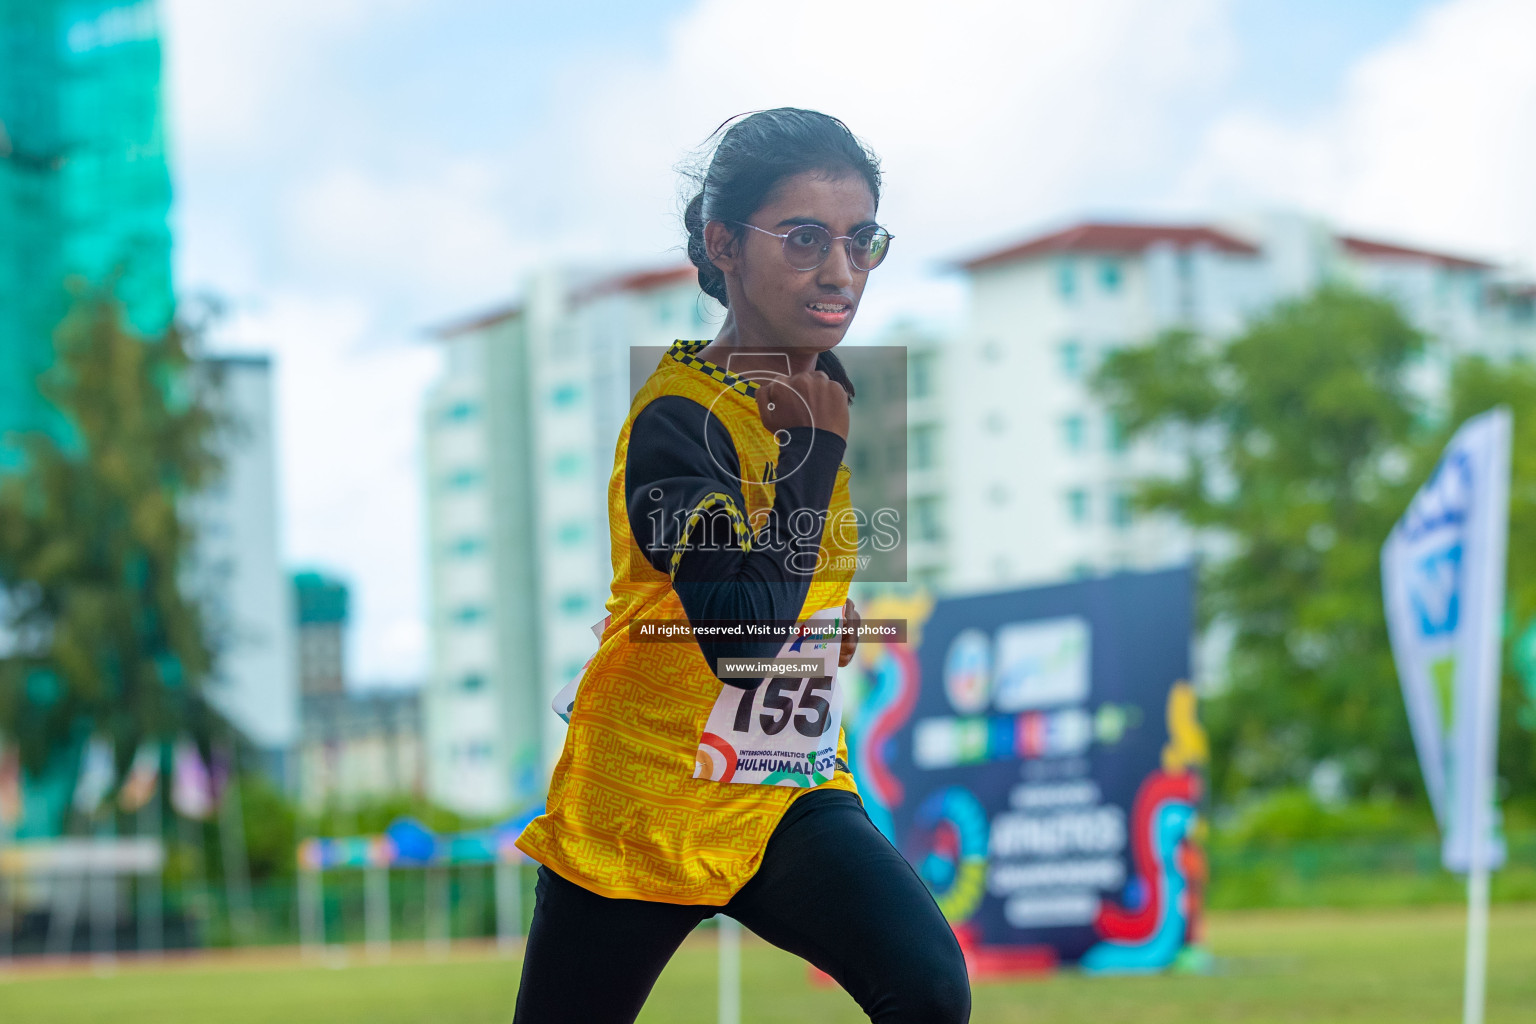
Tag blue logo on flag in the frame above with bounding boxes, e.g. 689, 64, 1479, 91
1412, 543, 1462, 638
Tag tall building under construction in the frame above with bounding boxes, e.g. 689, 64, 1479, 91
0, 0, 173, 466
0, 0, 185, 839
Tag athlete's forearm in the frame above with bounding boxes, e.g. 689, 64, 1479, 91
624, 397, 845, 686
672, 426, 845, 686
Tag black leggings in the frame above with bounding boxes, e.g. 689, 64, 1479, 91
512, 788, 971, 1023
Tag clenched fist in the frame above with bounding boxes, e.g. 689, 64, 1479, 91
839, 598, 860, 668
755, 369, 850, 441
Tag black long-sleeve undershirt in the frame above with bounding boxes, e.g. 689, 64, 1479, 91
625, 395, 846, 689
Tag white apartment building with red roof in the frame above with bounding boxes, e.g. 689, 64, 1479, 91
421, 265, 719, 814
897, 215, 1534, 601
924, 220, 1272, 594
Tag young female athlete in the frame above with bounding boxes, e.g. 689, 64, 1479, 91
513, 108, 970, 1024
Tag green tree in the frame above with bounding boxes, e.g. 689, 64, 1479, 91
0, 288, 225, 830
1093, 285, 1536, 810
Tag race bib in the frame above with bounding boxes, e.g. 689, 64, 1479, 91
693, 605, 845, 787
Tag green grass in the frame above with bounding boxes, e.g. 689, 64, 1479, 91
1208, 853, 1536, 910
2, 904, 1534, 1023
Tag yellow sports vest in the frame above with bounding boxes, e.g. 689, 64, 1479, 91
515, 339, 860, 905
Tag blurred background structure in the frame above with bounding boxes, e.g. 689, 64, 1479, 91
186, 354, 297, 777
293, 570, 426, 812
0, 0, 172, 468
422, 267, 718, 813
916, 215, 1534, 591
1, 0, 1535, 1003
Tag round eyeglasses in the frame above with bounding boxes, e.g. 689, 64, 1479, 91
734, 221, 894, 272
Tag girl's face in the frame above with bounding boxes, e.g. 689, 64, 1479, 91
710, 170, 878, 350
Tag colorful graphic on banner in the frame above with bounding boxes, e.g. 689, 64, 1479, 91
1381, 408, 1510, 873
1081, 759, 1204, 972
852, 568, 1203, 972
842, 591, 932, 840
913, 787, 990, 921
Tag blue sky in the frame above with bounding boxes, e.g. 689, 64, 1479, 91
1226, 0, 1442, 116
159, 0, 1536, 685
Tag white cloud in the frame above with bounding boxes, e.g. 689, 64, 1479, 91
285, 160, 536, 314
504, 0, 1237, 266
161, 0, 423, 159
484, 0, 1239, 333
1179, 0, 1536, 270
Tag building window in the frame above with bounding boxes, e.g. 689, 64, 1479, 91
560, 593, 588, 615
1065, 488, 1089, 525
449, 536, 486, 558
1058, 339, 1083, 378
913, 496, 943, 543
910, 353, 934, 399
445, 468, 483, 490
452, 606, 487, 625
1111, 489, 1134, 529
1099, 260, 1122, 292
1433, 270, 1453, 305
461, 674, 485, 691
550, 383, 582, 408
1463, 273, 1484, 310
1056, 258, 1077, 301
1062, 414, 1087, 452
911, 425, 938, 470
442, 401, 478, 424
552, 451, 584, 477
456, 741, 494, 763
555, 521, 587, 546
1176, 250, 1196, 321
1106, 413, 1128, 454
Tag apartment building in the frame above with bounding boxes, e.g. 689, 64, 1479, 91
924, 216, 1536, 596
185, 356, 298, 776
937, 222, 1272, 592
422, 265, 721, 815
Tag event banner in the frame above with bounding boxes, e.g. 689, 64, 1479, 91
848, 567, 1206, 973
1382, 407, 1510, 873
